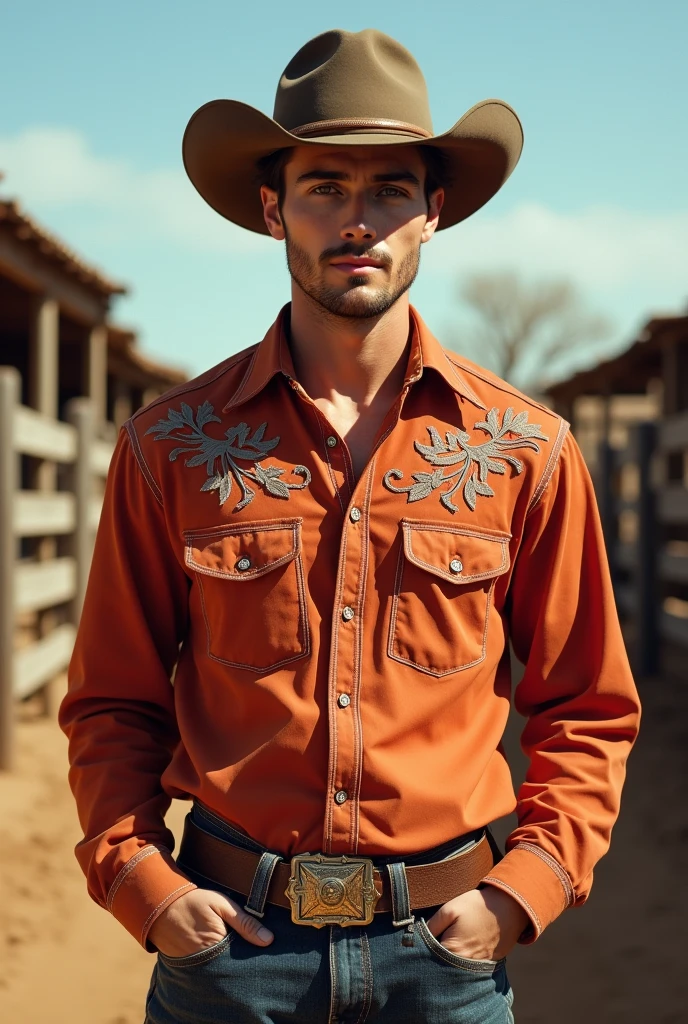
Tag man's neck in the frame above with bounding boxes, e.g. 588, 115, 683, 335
287, 286, 412, 408
286, 286, 413, 480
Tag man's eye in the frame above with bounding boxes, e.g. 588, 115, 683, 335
312, 184, 339, 195
378, 186, 404, 197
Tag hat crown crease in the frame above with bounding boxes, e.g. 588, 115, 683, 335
273, 28, 433, 135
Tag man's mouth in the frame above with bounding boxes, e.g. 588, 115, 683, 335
330, 256, 386, 275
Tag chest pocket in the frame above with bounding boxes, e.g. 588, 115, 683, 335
388, 519, 511, 677
183, 518, 309, 673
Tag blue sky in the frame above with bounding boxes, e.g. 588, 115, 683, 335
1, 0, 686, 385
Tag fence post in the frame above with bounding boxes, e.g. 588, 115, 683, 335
66, 397, 94, 624
635, 421, 658, 677
0, 368, 20, 771
596, 440, 616, 574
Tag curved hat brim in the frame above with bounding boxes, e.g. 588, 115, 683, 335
182, 98, 523, 234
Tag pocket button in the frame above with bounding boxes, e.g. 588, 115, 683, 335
449, 558, 463, 574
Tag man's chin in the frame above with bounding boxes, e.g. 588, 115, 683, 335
319, 287, 396, 319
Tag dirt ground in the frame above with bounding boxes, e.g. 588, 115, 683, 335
0, 667, 685, 1024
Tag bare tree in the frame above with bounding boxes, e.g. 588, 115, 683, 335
453, 271, 612, 391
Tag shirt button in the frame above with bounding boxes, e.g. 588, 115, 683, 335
349, 507, 361, 523
449, 558, 463, 574
236, 557, 252, 572
337, 693, 351, 708
334, 789, 348, 804
342, 606, 355, 622
326, 435, 338, 448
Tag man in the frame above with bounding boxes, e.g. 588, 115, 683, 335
59, 28, 641, 1024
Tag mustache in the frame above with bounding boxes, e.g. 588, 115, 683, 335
319, 242, 393, 267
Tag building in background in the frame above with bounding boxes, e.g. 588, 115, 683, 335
0, 183, 187, 770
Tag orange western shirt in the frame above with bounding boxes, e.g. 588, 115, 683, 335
59, 305, 641, 951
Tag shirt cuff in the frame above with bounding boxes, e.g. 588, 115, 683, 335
106, 844, 198, 951
479, 842, 575, 943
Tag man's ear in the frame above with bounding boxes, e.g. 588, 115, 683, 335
261, 185, 285, 241
421, 187, 445, 244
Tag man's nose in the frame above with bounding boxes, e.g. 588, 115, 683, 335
340, 195, 376, 243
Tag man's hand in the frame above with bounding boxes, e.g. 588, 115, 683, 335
426, 885, 530, 961
148, 887, 274, 958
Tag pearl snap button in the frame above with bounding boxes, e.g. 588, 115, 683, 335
342, 606, 355, 621
337, 693, 351, 708
334, 789, 348, 804
236, 557, 252, 572
326, 436, 338, 448
350, 507, 361, 522
449, 558, 463, 574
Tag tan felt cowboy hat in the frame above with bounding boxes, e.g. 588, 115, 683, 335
183, 28, 524, 234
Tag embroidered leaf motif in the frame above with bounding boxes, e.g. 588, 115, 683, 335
383, 406, 549, 512
146, 402, 311, 511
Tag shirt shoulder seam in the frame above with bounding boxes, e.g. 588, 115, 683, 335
526, 416, 570, 516
444, 354, 560, 418
124, 420, 164, 506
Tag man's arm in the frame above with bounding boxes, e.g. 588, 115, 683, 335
58, 428, 198, 950
480, 428, 641, 943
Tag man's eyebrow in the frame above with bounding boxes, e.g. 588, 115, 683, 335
295, 169, 421, 187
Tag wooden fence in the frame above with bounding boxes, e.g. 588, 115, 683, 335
0, 366, 114, 770
599, 412, 688, 680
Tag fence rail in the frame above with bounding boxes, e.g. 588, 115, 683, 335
0, 366, 114, 770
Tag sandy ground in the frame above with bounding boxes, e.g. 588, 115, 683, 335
0, 667, 686, 1024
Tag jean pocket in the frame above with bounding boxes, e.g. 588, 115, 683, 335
416, 917, 506, 974
157, 931, 233, 969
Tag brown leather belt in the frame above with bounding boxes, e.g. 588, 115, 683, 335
178, 816, 495, 927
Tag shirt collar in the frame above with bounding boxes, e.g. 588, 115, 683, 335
223, 303, 486, 412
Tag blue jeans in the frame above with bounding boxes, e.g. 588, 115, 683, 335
143, 801, 515, 1023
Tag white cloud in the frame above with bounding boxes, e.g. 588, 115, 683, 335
0, 126, 273, 254
423, 201, 688, 299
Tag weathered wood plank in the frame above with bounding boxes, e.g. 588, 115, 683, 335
615, 583, 637, 617
90, 438, 114, 477
14, 491, 75, 537
614, 543, 638, 571
659, 609, 688, 650
657, 486, 688, 524
658, 411, 688, 452
13, 405, 77, 462
659, 551, 688, 584
15, 557, 77, 614
14, 622, 76, 700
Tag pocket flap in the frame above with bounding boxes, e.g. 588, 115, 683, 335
401, 520, 511, 584
183, 519, 301, 580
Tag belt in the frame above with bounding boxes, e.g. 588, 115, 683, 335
178, 815, 495, 928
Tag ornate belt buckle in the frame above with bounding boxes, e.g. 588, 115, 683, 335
285, 853, 380, 927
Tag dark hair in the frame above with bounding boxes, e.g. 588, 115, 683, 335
255, 144, 451, 209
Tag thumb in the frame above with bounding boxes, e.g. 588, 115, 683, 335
209, 892, 274, 947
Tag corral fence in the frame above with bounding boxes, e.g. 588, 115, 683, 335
598, 412, 688, 681
0, 365, 114, 770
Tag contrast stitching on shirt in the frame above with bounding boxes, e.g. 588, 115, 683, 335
512, 842, 575, 909
183, 517, 301, 542
131, 347, 256, 421
401, 523, 510, 583
444, 355, 558, 420
526, 417, 570, 515
480, 877, 542, 936
444, 356, 488, 410
323, 518, 349, 853
399, 519, 512, 542
124, 421, 163, 506
140, 883, 197, 947
349, 460, 375, 853
107, 845, 166, 912
224, 346, 260, 408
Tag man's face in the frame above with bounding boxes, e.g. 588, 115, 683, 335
260, 144, 444, 319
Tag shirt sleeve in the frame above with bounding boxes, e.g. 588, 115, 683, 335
479, 428, 641, 943
58, 427, 198, 951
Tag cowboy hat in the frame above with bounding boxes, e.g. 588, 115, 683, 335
182, 28, 523, 234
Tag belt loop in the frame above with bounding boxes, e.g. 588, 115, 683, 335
386, 861, 414, 927
244, 851, 282, 918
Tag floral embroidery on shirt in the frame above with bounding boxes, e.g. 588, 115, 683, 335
146, 400, 311, 511
383, 407, 549, 512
